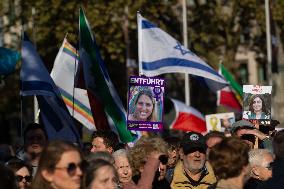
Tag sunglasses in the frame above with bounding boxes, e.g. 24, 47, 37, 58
55, 161, 88, 176
264, 162, 273, 170
16, 175, 32, 182
159, 155, 169, 165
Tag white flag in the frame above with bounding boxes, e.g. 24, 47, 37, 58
138, 13, 227, 91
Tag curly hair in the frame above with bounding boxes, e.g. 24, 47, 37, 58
128, 136, 168, 176
208, 137, 249, 180
248, 94, 270, 114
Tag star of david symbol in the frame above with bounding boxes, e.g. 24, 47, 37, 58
174, 41, 195, 56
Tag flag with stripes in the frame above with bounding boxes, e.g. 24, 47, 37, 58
217, 64, 242, 111
170, 99, 206, 133
51, 38, 95, 131
20, 34, 81, 145
138, 13, 227, 91
79, 8, 136, 142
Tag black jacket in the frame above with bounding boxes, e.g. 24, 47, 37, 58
257, 158, 284, 189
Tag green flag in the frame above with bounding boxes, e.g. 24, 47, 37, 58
220, 64, 243, 100
79, 8, 135, 142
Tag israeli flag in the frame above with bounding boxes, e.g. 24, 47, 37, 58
138, 13, 228, 90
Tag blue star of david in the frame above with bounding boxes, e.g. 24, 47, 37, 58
174, 42, 195, 56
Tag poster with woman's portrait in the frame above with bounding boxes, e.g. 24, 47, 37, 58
127, 76, 165, 131
243, 85, 272, 125
205, 112, 235, 133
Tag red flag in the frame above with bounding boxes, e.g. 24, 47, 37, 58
217, 64, 242, 111
217, 87, 242, 111
170, 99, 206, 133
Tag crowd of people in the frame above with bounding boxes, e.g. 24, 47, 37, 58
0, 120, 284, 189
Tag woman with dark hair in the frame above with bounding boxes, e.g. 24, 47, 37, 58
248, 94, 270, 119
6, 158, 33, 189
0, 164, 19, 189
128, 90, 156, 122
208, 137, 251, 189
30, 140, 84, 189
84, 159, 118, 189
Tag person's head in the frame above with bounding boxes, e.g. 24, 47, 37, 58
205, 131, 225, 152
84, 159, 118, 189
5, 158, 33, 189
112, 149, 132, 183
248, 149, 274, 181
272, 129, 284, 159
90, 131, 119, 153
31, 140, 84, 189
164, 137, 180, 168
221, 116, 232, 129
133, 90, 155, 121
86, 151, 115, 164
249, 94, 269, 114
209, 137, 250, 182
0, 164, 18, 189
231, 120, 256, 149
128, 136, 168, 176
181, 132, 207, 174
157, 162, 167, 181
24, 123, 48, 156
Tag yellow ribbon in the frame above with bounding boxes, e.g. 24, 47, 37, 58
210, 116, 219, 131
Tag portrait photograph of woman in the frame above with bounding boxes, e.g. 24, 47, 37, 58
242, 85, 272, 121
128, 87, 158, 122
128, 86, 162, 122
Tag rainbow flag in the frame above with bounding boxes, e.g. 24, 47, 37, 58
51, 38, 95, 131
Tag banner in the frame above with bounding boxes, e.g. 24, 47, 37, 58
242, 85, 272, 125
127, 76, 165, 131
205, 112, 235, 133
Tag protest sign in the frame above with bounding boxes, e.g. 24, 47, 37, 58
242, 85, 272, 125
127, 76, 165, 131
205, 112, 235, 132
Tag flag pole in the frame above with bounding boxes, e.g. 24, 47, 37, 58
32, 7, 39, 123
137, 11, 142, 76
265, 0, 272, 86
182, 0, 190, 106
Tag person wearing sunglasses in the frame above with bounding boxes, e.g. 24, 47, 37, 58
30, 140, 84, 189
244, 149, 274, 189
5, 158, 33, 189
124, 136, 169, 189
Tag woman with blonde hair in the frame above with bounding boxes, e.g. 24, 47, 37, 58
123, 136, 169, 189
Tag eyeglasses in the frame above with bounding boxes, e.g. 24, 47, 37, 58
16, 175, 32, 182
159, 155, 169, 165
55, 161, 88, 176
264, 163, 273, 170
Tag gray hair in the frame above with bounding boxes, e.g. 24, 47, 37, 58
112, 149, 128, 159
249, 149, 273, 167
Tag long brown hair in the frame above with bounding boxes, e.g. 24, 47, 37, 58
133, 90, 156, 121
30, 140, 83, 189
248, 94, 270, 114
